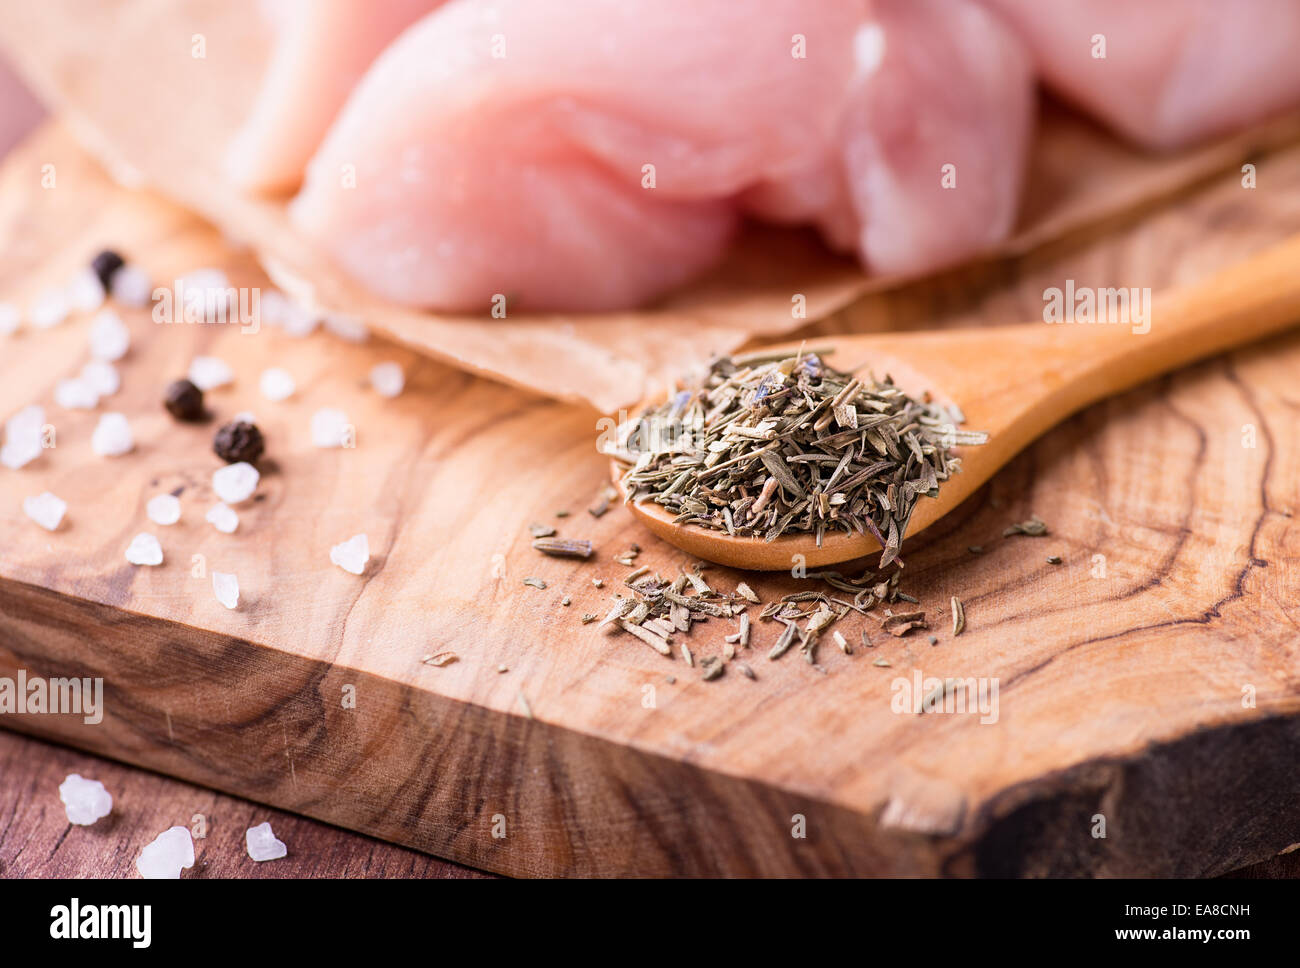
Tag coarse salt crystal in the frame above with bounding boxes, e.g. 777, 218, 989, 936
259, 367, 295, 401
180, 268, 231, 321
212, 571, 239, 609
245, 821, 287, 862
28, 288, 69, 329
258, 289, 289, 328
323, 312, 368, 343
23, 491, 67, 531
205, 502, 239, 533
212, 461, 259, 504
88, 308, 131, 361
0, 302, 19, 335
311, 408, 351, 448
330, 533, 369, 575
0, 439, 42, 469
92, 412, 134, 457
81, 359, 121, 397
67, 268, 106, 313
370, 362, 405, 398
55, 378, 99, 410
188, 355, 234, 390
136, 826, 195, 879
1, 404, 46, 469
146, 493, 181, 525
59, 774, 113, 826
110, 264, 153, 308
125, 532, 163, 566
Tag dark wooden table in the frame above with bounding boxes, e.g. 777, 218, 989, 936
0, 728, 491, 878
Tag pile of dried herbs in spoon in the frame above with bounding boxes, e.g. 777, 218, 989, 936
614, 350, 987, 565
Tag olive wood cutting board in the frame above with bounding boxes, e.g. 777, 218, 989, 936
2, 123, 1300, 876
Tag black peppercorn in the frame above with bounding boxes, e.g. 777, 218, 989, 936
90, 249, 125, 290
213, 420, 264, 464
164, 378, 205, 421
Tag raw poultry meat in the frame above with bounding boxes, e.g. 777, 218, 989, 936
274, 0, 1300, 312
289, 0, 867, 311
841, 0, 1034, 275
288, 0, 1034, 310
980, 0, 1300, 149
226, 0, 443, 192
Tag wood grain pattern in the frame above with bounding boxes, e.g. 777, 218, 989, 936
2, 124, 1300, 876
0, 730, 490, 878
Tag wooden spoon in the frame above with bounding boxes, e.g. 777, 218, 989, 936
613, 233, 1300, 570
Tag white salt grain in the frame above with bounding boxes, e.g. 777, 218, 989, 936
323, 312, 368, 343
81, 359, 121, 397
212, 461, 259, 504
245, 821, 287, 862
206, 502, 239, 533
0, 302, 19, 335
188, 355, 234, 391
55, 378, 99, 410
125, 532, 163, 566
110, 264, 153, 308
23, 491, 67, 531
233, 410, 257, 425
212, 571, 239, 609
147, 493, 181, 525
67, 268, 106, 313
259, 367, 295, 401
92, 412, 134, 456
311, 408, 351, 448
180, 268, 231, 321
136, 826, 195, 879
122, 532, 162, 563
330, 533, 369, 575
88, 308, 131, 361
258, 289, 289, 328
1, 405, 46, 469
281, 302, 320, 338
59, 774, 113, 826
370, 362, 405, 399
28, 288, 69, 329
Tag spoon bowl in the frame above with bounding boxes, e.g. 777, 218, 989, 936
612, 234, 1300, 570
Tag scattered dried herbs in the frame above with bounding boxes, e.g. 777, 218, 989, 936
532, 537, 594, 559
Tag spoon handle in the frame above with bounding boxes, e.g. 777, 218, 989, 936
1063, 232, 1300, 400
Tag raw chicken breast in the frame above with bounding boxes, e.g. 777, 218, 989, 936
980, 0, 1300, 150
290, 0, 866, 311
843, 0, 1035, 275
740, 0, 1034, 276
226, 0, 443, 192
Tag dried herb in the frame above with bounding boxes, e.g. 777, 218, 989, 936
1046, 555, 1062, 565
614, 351, 986, 566
528, 523, 556, 538
700, 656, 724, 681
881, 611, 928, 637
1004, 514, 1048, 537
532, 537, 594, 559
588, 484, 617, 518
